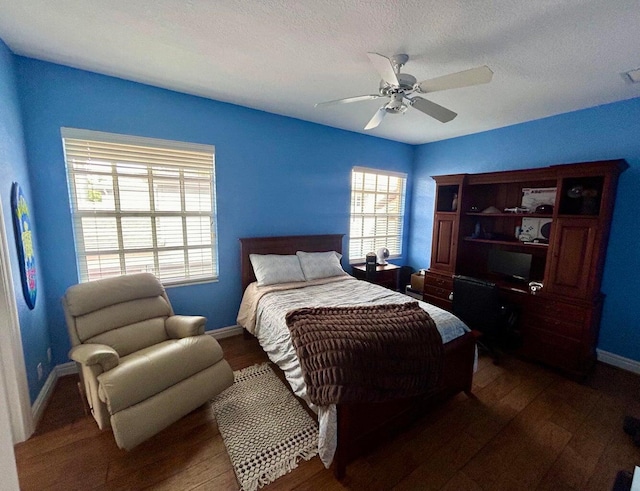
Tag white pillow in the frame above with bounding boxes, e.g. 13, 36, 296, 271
296, 250, 346, 281
249, 254, 306, 286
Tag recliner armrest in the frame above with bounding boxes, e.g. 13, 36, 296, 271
69, 344, 119, 372
165, 315, 206, 339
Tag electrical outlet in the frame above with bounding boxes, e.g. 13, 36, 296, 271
37, 363, 43, 381
47, 347, 52, 363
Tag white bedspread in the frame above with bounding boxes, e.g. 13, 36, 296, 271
236, 275, 470, 467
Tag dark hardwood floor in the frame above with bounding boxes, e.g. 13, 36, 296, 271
14, 334, 640, 490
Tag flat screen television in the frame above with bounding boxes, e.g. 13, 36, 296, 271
487, 249, 532, 282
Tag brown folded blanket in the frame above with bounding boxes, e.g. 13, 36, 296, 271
285, 302, 443, 406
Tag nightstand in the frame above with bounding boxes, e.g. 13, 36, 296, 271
352, 263, 400, 291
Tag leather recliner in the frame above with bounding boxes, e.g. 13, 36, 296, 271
62, 272, 234, 450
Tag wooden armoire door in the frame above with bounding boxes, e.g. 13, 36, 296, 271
545, 217, 598, 299
430, 213, 457, 273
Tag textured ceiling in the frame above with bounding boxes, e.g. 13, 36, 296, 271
1, 0, 639, 144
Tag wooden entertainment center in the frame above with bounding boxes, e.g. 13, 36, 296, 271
424, 160, 628, 377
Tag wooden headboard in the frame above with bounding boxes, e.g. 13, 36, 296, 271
239, 234, 344, 290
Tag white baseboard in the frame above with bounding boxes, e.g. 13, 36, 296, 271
31, 369, 57, 426
206, 325, 243, 339
56, 362, 78, 376
596, 349, 640, 375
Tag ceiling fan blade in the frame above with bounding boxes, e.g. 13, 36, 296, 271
410, 97, 457, 123
418, 65, 493, 93
364, 107, 387, 130
314, 94, 383, 107
367, 52, 399, 86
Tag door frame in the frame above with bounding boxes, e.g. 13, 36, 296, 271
0, 196, 34, 442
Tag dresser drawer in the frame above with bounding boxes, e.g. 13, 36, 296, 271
424, 284, 452, 301
538, 299, 588, 325
521, 327, 582, 372
424, 273, 453, 290
521, 314, 583, 340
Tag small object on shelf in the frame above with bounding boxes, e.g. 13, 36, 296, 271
469, 205, 479, 212
521, 217, 552, 242
376, 247, 389, 265
567, 185, 584, 198
481, 205, 501, 214
535, 204, 553, 214
528, 281, 543, 295
522, 187, 557, 210
581, 188, 599, 214
451, 193, 458, 211
471, 222, 481, 238
565, 184, 601, 215
504, 206, 530, 213
365, 252, 377, 278
540, 221, 552, 240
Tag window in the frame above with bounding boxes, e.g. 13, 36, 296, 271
349, 167, 407, 262
61, 128, 218, 285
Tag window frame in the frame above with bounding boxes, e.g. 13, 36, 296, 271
348, 166, 407, 264
61, 128, 218, 286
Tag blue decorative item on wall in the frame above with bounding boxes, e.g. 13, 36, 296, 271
11, 182, 37, 309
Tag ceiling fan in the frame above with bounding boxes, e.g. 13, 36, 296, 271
315, 53, 493, 130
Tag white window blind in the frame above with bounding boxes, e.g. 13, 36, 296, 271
61, 128, 218, 285
349, 167, 407, 262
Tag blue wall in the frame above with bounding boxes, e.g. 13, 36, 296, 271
408, 97, 640, 361
3, 41, 640, 404
13, 57, 415, 368
0, 41, 52, 403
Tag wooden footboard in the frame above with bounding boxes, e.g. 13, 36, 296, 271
332, 330, 476, 479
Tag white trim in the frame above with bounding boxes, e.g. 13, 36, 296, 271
0, 197, 34, 443
61, 127, 214, 153
56, 362, 79, 377
596, 349, 640, 375
349, 168, 407, 262
31, 367, 57, 426
0, 359, 20, 490
352, 166, 407, 179
62, 130, 218, 285
206, 325, 244, 339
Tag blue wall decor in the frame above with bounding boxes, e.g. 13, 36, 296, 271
11, 182, 37, 309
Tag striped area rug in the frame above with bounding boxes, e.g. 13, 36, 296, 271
212, 363, 319, 491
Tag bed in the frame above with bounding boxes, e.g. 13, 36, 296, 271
237, 234, 476, 478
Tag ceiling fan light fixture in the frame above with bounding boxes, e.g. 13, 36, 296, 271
385, 94, 408, 114
385, 105, 408, 115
